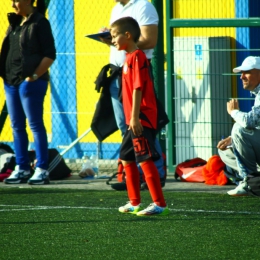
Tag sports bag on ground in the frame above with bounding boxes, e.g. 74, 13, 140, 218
29, 149, 72, 180
0, 154, 16, 181
175, 157, 207, 182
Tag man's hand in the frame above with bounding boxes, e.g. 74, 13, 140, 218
99, 27, 109, 33
98, 27, 112, 45
99, 36, 112, 45
217, 136, 232, 150
227, 99, 239, 115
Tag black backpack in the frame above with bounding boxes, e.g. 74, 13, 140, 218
245, 172, 260, 197
29, 149, 72, 180
0, 143, 14, 155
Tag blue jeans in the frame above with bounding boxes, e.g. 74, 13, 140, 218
109, 77, 126, 136
4, 80, 49, 170
109, 77, 165, 178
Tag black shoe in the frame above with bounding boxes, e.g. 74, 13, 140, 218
111, 182, 127, 191
140, 178, 165, 190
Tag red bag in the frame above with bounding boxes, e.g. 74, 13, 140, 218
202, 155, 228, 185
175, 157, 207, 182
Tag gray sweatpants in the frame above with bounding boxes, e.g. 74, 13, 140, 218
218, 122, 260, 179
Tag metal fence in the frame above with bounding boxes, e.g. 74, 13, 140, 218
0, 1, 120, 174
166, 0, 260, 172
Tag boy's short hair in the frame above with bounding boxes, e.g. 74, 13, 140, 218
111, 17, 141, 43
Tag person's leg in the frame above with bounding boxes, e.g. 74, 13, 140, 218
153, 138, 165, 178
224, 123, 260, 196
140, 159, 166, 207
4, 82, 30, 170
123, 161, 140, 205
218, 148, 242, 184
118, 130, 142, 214
132, 127, 169, 216
139, 137, 166, 190
19, 80, 49, 170
109, 77, 126, 136
218, 148, 239, 173
231, 123, 260, 176
139, 138, 165, 175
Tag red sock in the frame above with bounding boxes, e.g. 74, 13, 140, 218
140, 160, 166, 207
124, 162, 140, 206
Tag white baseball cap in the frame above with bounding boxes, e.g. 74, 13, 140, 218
233, 56, 260, 73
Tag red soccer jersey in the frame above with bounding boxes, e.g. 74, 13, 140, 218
122, 49, 157, 129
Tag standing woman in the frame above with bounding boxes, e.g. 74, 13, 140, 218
0, 0, 56, 185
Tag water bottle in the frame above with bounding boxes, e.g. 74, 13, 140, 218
81, 152, 89, 167
90, 153, 99, 175
79, 152, 94, 178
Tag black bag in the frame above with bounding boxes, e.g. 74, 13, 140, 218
0, 143, 14, 155
139, 97, 169, 134
156, 97, 169, 133
29, 149, 72, 180
47, 149, 72, 180
245, 172, 260, 197
91, 91, 118, 142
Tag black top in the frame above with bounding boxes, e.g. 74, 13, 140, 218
0, 11, 56, 84
5, 25, 23, 85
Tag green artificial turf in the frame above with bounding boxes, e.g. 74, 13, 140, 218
0, 188, 259, 260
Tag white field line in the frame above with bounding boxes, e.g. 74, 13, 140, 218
0, 205, 113, 212
0, 205, 260, 215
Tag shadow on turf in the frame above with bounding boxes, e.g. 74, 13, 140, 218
0, 217, 174, 225
2, 214, 260, 226
0, 188, 87, 195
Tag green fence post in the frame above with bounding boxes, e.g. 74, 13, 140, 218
165, 0, 175, 173
152, 0, 166, 153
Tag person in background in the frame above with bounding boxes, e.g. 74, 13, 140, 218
0, 0, 56, 185
110, 17, 169, 216
100, 0, 166, 186
217, 56, 260, 196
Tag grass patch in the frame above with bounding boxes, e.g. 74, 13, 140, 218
0, 188, 259, 260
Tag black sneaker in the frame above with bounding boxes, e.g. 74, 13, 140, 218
27, 167, 50, 185
140, 178, 166, 190
111, 182, 127, 191
4, 166, 31, 184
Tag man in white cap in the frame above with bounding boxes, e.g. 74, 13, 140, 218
217, 56, 260, 196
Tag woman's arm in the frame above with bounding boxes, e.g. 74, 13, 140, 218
25, 57, 54, 81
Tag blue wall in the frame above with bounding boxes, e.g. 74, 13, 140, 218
235, 0, 260, 111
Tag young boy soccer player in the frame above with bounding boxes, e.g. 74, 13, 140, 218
110, 17, 169, 216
